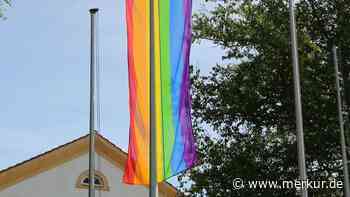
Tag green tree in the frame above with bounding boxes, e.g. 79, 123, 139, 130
0, 0, 10, 19
179, 0, 350, 196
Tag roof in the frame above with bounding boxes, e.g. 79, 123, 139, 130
0, 133, 178, 196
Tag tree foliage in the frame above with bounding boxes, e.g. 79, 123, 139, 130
0, 0, 10, 19
179, 0, 350, 196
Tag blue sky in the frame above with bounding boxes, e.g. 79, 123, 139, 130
0, 0, 224, 178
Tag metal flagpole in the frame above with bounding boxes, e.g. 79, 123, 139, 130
89, 8, 98, 197
149, 0, 158, 196
288, 0, 308, 196
333, 46, 350, 197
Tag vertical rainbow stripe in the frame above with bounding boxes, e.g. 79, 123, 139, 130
123, 0, 196, 185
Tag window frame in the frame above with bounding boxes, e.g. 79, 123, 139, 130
75, 170, 110, 191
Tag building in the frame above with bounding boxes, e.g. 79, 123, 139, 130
0, 134, 177, 197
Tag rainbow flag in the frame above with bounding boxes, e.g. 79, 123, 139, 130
123, 0, 196, 185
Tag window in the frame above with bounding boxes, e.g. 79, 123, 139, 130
76, 170, 109, 191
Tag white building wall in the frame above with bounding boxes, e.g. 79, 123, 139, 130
0, 153, 167, 197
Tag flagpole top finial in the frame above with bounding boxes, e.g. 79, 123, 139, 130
89, 8, 99, 14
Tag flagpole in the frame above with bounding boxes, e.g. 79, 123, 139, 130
288, 0, 308, 196
89, 8, 98, 197
333, 46, 350, 197
149, 0, 158, 196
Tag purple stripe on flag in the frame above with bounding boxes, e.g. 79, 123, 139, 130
180, 0, 197, 167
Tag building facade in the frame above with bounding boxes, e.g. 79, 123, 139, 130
0, 134, 177, 197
